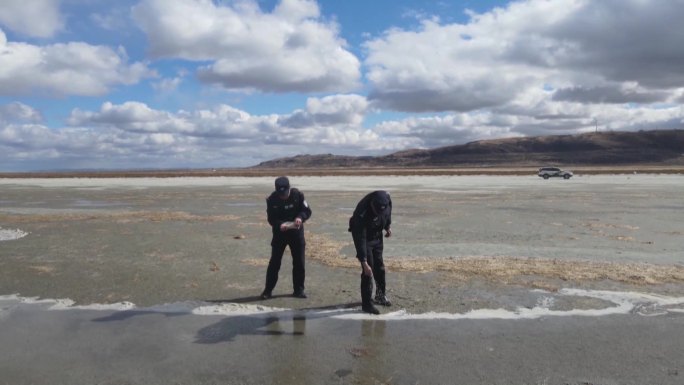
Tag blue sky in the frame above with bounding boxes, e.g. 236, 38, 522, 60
1, 0, 683, 171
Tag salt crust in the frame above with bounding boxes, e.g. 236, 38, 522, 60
2, 289, 684, 321
0, 174, 681, 192
0, 227, 28, 241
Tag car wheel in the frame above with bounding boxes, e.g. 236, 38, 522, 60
563, 175, 570, 179
543, 175, 549, 179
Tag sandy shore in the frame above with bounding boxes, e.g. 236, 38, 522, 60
1, 175, 684, 383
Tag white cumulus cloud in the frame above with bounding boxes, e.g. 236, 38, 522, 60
0, 94, 424, 170
132, 0, 361, 93
0, 29, 153, 97
0, 102, 42, 124
0, 0, 63, 38
278, 94, 368, 128
365, 0, 684, 113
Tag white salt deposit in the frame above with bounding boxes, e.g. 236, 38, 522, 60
0, 174, 682, 192
332, 289, 684, 320
0, 227, 28, 241
3, 288, 684, 321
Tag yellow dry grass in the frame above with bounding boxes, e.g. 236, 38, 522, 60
241, 258, 269, 267
303, 232, 684, 287
27, 265, 56, 275
391, 256, 684, 286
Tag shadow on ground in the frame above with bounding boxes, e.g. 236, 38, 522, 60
195, 301, 362, 344
89, 295, 362, 344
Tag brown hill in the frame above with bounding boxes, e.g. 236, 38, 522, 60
255, 129, 684, 168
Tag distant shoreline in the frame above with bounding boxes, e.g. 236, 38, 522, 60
1, 165, 684, 178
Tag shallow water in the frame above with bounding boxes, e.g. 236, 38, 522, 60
2, 291, 684, 385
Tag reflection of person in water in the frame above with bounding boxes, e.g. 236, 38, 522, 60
356, 320, 387, 380
361, 319, 386, 339
264, 314, 307, 337
196, 312, 311, 382
349, 191, 393, 315
195, 313, 306, 343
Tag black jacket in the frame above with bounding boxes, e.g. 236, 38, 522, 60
266, 188, 312, 235
349, 191, 392, 262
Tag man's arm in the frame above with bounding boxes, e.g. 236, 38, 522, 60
352, 223, 373, 276
384, 195, 392, 237
266, 197, 282, 229
350, 216, 368, 262
296, 191, 312, 222
385, 195, 392, 230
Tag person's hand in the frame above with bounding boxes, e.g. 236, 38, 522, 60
294, 217, 302, 229
385, 228, 392, 238
279, 223, 288, 232
362, 261, 373, 277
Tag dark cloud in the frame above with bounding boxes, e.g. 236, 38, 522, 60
533, 113, 585, 120
511, 120, 589, 137
368, 88, 510, 113
197, 64, 356, 94
552, 86, 669, 104
0, 102, 42, 123
366, 0, 684, 114
277, 95, 367, 128
545, 1, 684, 89
620, 118, 684, 132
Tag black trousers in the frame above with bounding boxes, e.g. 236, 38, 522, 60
265, 230, 305, 294
355, 237, 386, 306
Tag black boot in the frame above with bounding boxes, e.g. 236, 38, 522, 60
374, 291, 392, 306
361, 273, 379, 314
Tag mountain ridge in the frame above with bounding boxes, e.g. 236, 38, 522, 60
254, 129, 684, 168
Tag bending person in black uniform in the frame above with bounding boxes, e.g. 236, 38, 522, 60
261, 176, 312, 299
349, 190, 393, 314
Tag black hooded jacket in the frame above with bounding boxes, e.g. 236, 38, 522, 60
348, 191, 392, 262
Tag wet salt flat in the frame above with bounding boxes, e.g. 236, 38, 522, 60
1, 175, 684, 384
4, 287, 684, 321
1, 290, 684, 385
1, 173, 682, 190
1, 174, 683, 303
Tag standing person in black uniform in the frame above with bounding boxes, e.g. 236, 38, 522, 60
349, 190, 393, 314
261, 176, 312, 299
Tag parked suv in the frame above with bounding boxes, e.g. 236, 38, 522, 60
538, 167, 573, 179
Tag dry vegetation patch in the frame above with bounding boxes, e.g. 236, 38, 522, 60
303, 232, 684, 287
392, 256, 684, 286
27, 265, 56, 275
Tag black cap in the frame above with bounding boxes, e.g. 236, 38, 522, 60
275, 176, 290, 193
